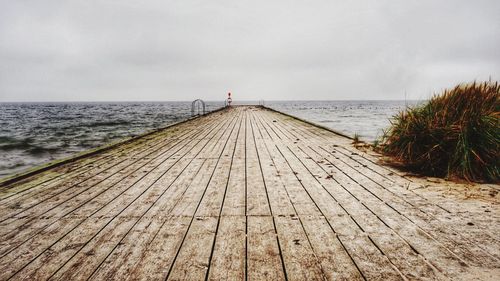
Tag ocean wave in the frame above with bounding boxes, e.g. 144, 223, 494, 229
0, 161, 26, 176
0, 137, 61, 155
0, 137, 34, 150
0, 136, 18, 144
87, 120, 131, 127
27, 146, 60, 155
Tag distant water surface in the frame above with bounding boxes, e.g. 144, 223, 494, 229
0, 100, 419, 178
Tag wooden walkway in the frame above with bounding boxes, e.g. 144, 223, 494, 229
0, 106, 498, 280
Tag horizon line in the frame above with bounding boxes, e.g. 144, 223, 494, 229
0, 98, 425, 103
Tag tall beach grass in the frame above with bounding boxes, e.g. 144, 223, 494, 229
381, 81, 499, 183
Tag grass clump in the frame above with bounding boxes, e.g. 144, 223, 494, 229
381, 81, 499, 182
353, 133, 360, 143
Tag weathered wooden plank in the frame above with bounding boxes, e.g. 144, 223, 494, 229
122, 216, 191, 280
274, 215, 325, 281
166, 216, 218, 280
220, 156, 246, 216
261, 144, 321, 216
300, 216, 364, 281
202, 111, 247, 280
196, 113, 243, 217
49, 159, 206, 280
246, 110, 272, 217
207, 216, 246, 281
196, 111, 239, 159
202, 111, 240, 160
247, 216, 285, 281
169, 158, 219, 217
245, 159, 271, 216
249, 112, 295, 216
87, 214, 171, 280
192, 155, 233, 217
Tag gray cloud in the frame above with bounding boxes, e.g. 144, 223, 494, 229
0, 0, 499, 101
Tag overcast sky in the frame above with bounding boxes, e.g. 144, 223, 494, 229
0, 0, 499, 102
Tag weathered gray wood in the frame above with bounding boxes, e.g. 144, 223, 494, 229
166, 216, 218, 280
207, 216, 246, 280
249, 113, 295, 216
0, 106, 497, 281
50, 159, 206, 280
245, 110, 272, 217
255, 111, 406, 280
0, 116, 226, 259
247, 216, 285, 281
300, 216, 364, 281
274, 215, 326, 281
123, 216, 191, 280
0, 112, 231, 279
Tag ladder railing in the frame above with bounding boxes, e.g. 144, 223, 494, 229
191, 99, 206, 116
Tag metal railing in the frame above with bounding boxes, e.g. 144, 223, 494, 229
191, 99, 206, 116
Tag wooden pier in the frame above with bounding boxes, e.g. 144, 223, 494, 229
0, 106, 498, 280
